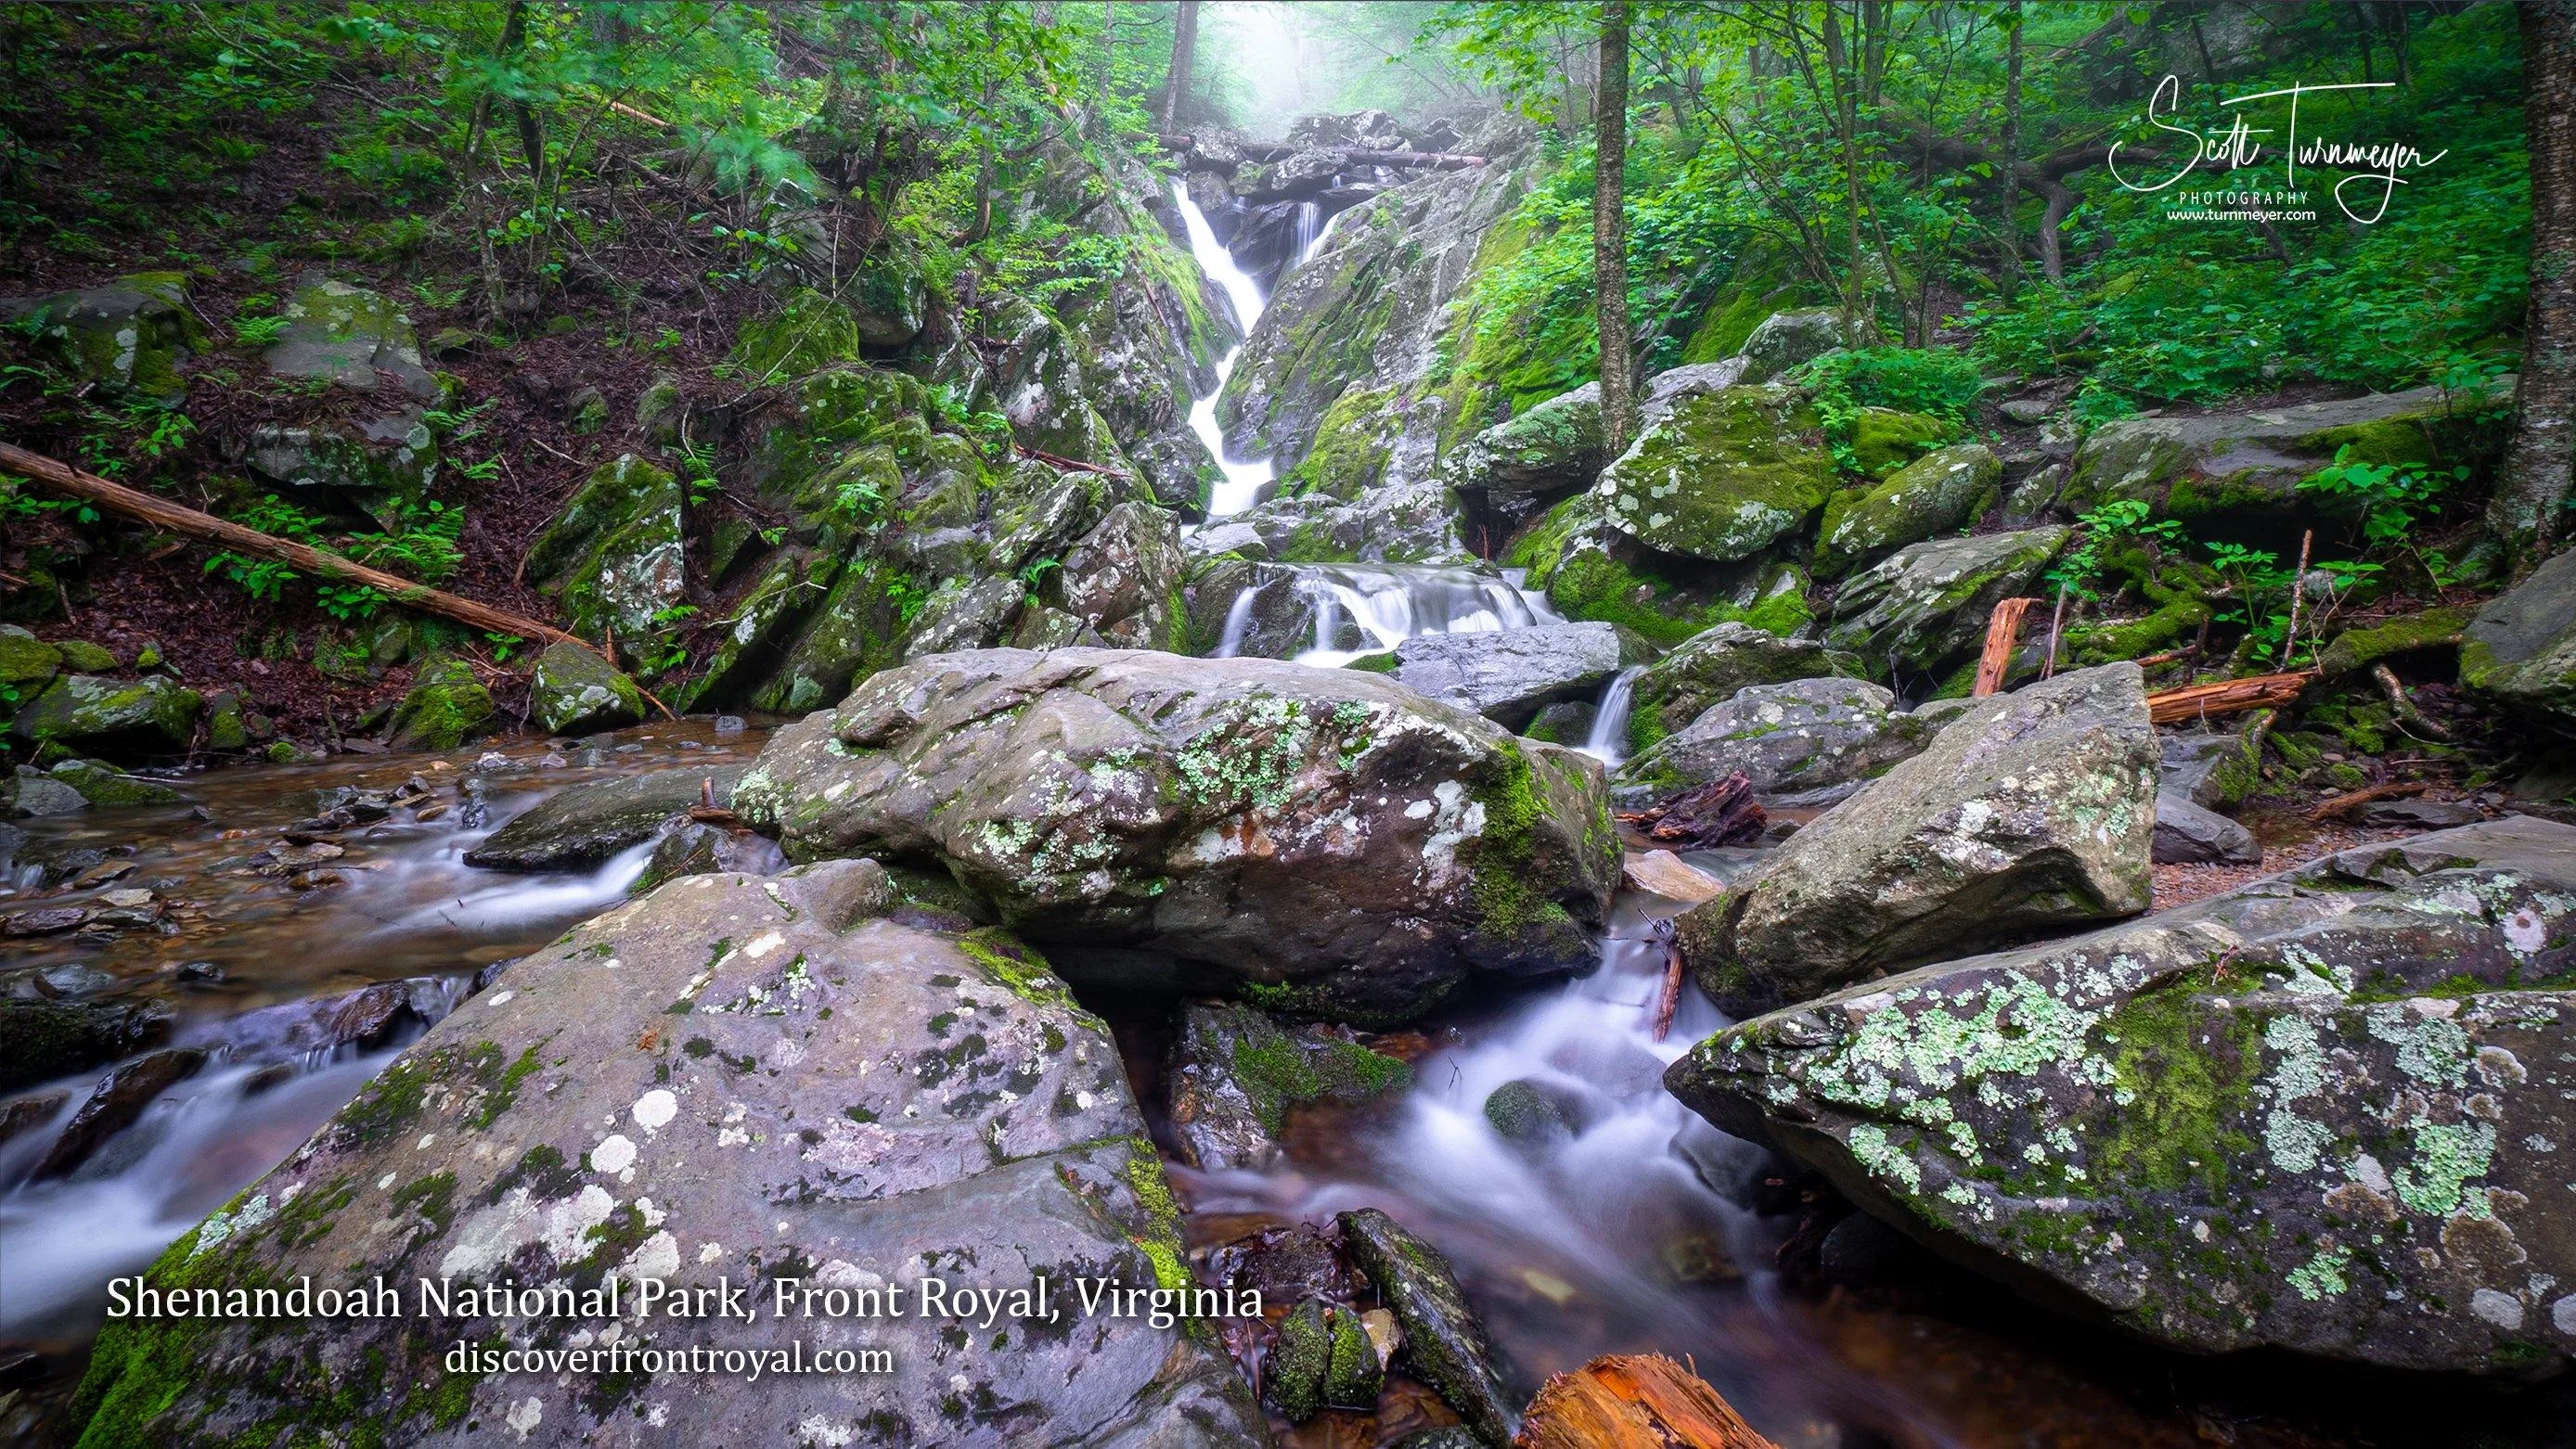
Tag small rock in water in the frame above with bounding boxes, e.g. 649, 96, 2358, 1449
33, 1046, 208, 1179
174, 960, 227, 985
5, 906, 86, 936
73, 859, 137, 887
1483, 1077, 1571, 1141
472, 750, 511, 771
1336, 1207, 1516, 1446
713, 714, 747, 735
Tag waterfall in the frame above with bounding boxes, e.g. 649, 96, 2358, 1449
1282, 563, 1560, 668
1171, 180, 1277, 519
1290, 200, 1323, 265
1212, 586, 1259, 660
1581, 666, 1646, 766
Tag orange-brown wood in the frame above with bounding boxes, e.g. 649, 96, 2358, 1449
1972, 596, 2037, 696
2307, 779, 2429, 822
1515, 1353, 1782, 1449
2145, 671, 2315, 724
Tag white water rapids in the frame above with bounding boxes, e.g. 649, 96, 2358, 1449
1173, 180, 1278, 519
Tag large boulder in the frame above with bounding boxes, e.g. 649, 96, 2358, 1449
528, 640, 646, 737
2063, 378, 2510, 529
1677, 663, 2157, 1012
735, 648, 1620, 1022
1624, 622, 1853, 756
11, 673, 201, 756
1041, 499, 1189, 651
1823, 527, 2069, 689
2459, 547, 2576, 732
263, 277, 441, 401
522, 455, 689, 671
1442, 383, 1603, 495
1813, 443, 2003, 579
1733, 306, 1869, 384
2, 271, 204, 404
71, 862, 1269, 1446
383, 657, 494, 752
1591, 386, 1835, 563
1616, 677, 1932, 803
1389, 622, 1624, 728
1664, 818, 2576, 1375
466, 764, 748, 871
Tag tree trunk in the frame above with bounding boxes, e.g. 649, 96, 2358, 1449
1821, 1, 1868, 327
1999, 0, 2024, 298
1595, 0, 1637, 453
2492, 0, 2576, 563
1160, 0, 1199, 134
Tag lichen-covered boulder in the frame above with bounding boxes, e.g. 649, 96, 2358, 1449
522, 455, 689, 667
1041, 499, 1189, 651
383, 656, 494, 752
2, 271, 204, 404
735, 648, 1619, 1022
529, 640, 645, 737
1443, 383, 1603, 495
1616, 677, 1932, 803
264, 277, 440, 401
71, 862, 1269, 1446
1591, 386, 1834, 563
1814, 443, 2002, 579
2460, 547, 2576, 733
1733, 306, 1868, 384
1624, 622, 1855, 758
245, 409, 441, 529
2062, 378, 2510, 527
1677, 662, 2157, 1013
11, 673, 201, 756
1824, 527, 2069, 688
1166, 1000, 1410, 1172
1390, 622, 1625, 729
1664, 817, 2576, 1375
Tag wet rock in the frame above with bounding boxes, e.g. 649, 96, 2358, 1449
0, 1089, 67, 1149
0, 271, 204, 404
264, 277, 439, 400
32, 1047, 206, 1179
1394, 1430, 1484, 1449
2063, 377, 2510, 530
1522, 700, 1597, 748
1337, 1207, 1515, 1445
213, 981, 440, 1062
2152, 791, 2260, 864
1268, 1296, 1382, 1420
1481, 1078, 1570, 1142
1616, 677, 1930, 804
2, 770, 87, 817
383, 656, 494, 751
1817, 1212, 1937, 1290
1678, 662, 2157, 1013
1823, 527, 2070, 688
1625, 622, 1855, 755
75, 864, 1266, 1446
1391, 622, 1625, 729
0, 626, 61, 695
1813, 444, 2003, 579
2460, 547, 2576, 734
1665, 817, 2576, 1374
2358, 798, 2485, 829
736, 648, 1619, 1023
464, 763, 748, 871
45, 758, 181, 808
1733, 305, 1869, 384
630, 817, 779, 895
1205, 1222, 1353, 1304
1591, 386, 1834, 564
522, 455, 689, 669
11, 673, 202, 756
1040, 499, 1189, 650
1443, 383, 1603, 495
528, 640, 646, 736
5, 906, 87, 936
1167, 1001, 1411, 1171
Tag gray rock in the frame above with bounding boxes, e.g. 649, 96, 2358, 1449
1625, 622, 1856, 755
2160, 728, 2265, 810
1043, 499, 1187, 650
2461, 547, 2576, 733
1665, 817, 2576, 1374
1591, 386, 1834, 563
2357, 798, 2485, 829
1813, 444, 2003, 579
71, 865, 1269, 1445
900, 574, 1028, 660
1617, 677, 1930, 803
1337, 1208, 1514, 1445
464, 764, 747, 871
529, 641, 645, 737
734, 648, 1619, 1023
522, 456, 689, 672
1734, 306, 1869, 384
2152, 791, 2260, 864
11, 673, 202, 756
1166, 1001, 1409, 1172
1391, 622, 1624, 728
245, 408, 442, 530
1824, 527, 2070, 687
3, 772, 88, 818
1678, 663, 2157, 1013
1, 271, 203, 404
32, 1047, 206, 1179
1639, 358, 1751, 417
1442, 383, 1602, 495
0, 997, 167, 1093
263, 278, 440, 400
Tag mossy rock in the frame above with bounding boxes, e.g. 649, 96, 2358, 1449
1847, 407, 1951, 479
0, 627, 62, 692
12, 674, 201, 755
1813, 443, 2001, 578
2459, 548, 2576, 731
522, 455, 688, 662
264, 278, 437, 401
57, 640, 119, 673
48, 758, 182, 807
1278, 384, 1398, 500
383, 657, 494, 751
1592, 386, 1834, 562
2319, 605, 2477, 677
2, 271, 204, 405
530, 641, 645, 736
202, 690, 253, 752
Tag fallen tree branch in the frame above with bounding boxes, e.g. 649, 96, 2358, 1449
2370, 661, 2454, 741
2308, 779, 2427, 822
0, 440, 591, 654
1618, 773, 1766, 850
1011, 442, 1130, 479
2145, 671, 2316, 725
1973, 596, 2037, 696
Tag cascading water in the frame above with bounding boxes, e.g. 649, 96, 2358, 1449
1287, 563, 1561, 667
1581, 665, 1646, 766
1172, 180, 1277, 519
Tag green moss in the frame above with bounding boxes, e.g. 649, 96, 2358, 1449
1846, 408, 1950, 478
2096, 984, 2261, 1197
1680, 261, 1800, 364
957, 928, 1100, 1026
1279, 385, 1397, 499
1341, 650, 1399, 673
1267, 1298, 1331, 1421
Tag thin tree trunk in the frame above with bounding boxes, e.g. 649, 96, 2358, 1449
1160, 0, 1199, 134
2491, 0, 2576, 562
1596, 0, 1637, 454
1999, 0, 2024, 299
1821, 2, 1868, 327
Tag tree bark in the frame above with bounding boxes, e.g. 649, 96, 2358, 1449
0, 442, 588, 652
2491, 0, 2576, 563
1518, 1353, 1782, 1449
1973, 596, 2036, 696
1999, 0, 2024, 298
1596, 0, 1638, 453
1160, 0, 1199, 134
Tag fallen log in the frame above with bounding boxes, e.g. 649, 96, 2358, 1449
1618, 773, 1765, 850
1972, 596, 2037, 697
0, 440, 588, 651
1011, 441, 1130, 479
2307, 779, 2428, 822
2145, 671, 2315, 725
1516, 1353, 1781, 1449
